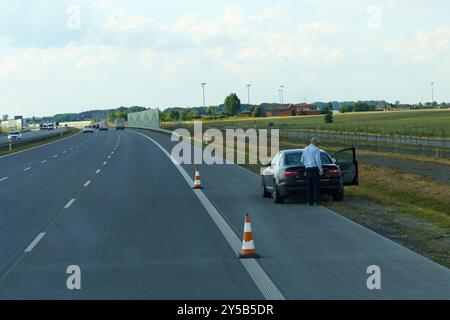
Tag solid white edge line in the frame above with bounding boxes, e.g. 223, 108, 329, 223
131, 130, 286, 301
64, 198, 76, 209
24, 232, 46, 253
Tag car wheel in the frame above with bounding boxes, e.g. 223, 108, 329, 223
332, 188, 344, 201
272, 181, 284, 204
261, 181, 271, 198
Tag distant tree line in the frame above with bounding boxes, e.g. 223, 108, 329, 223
52, 106, 147, 123
339, 102, 377, 113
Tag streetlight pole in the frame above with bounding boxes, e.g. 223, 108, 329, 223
431, 82, 434, 104
246, 84, 251, 106
279, 85, 285, 104
201, 83, 207, 108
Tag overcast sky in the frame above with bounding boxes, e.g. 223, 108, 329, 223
0, 0, 449, 117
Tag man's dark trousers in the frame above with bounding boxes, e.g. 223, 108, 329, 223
306, 167, 321, 205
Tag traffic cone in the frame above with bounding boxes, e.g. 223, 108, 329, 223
238, 214, 259, 259
193, 166, 203, 189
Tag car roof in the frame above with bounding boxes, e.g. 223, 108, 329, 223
282, 148, 327, 154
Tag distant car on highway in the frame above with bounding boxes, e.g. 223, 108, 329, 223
82, 126, 94, 133
7, 131, 22, 142
99, 121, 108, 131
261, 148, 359, 203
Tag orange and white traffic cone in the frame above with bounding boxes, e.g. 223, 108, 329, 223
193, 166, 203, 189
238, 214, 259, 259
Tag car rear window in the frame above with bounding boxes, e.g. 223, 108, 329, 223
284, 152, 332, 166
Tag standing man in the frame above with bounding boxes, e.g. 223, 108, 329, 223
301, 137, 324, 206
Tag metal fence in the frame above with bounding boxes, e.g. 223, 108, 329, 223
160, 121, 450, 160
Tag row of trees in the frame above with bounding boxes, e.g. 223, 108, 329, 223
159, 93, 266, 122
339, 102, 377, 113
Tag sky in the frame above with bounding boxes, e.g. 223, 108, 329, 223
0, 0, 449, 117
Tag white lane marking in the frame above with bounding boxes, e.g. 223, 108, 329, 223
108, 155, 111, 159
0, 131, 81, 160
63, 151, 67, 154
70, 147, 74, 151
53, 155, 58, 158
103, 161, 108, 166
0, 177, 8, 182
24, 233, 46, 253
111, 151, 114, 154
64, 198, 76, 209
96, 169, 101, 174
41, 160, 47, 164
132, 131, 285, 300
84, 180, 91, 187
23, 167, 31, 172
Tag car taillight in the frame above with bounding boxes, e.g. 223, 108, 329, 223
326, 168, 341, 177
283, 168, 302, 177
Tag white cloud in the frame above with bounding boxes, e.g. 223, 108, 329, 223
0, 45, 121, 82
103, 10, 155, 31
164, 57, 190, 76
75, 46, 119, 68
298, 22, 344, 37
386, 26, 450, 65
140, 49, 155, 70
170, 5, 284, 44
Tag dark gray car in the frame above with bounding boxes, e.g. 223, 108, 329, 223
261, 148, 359, 203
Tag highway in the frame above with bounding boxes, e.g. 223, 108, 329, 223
0, 129, 69, 146
0, 128, 449, 299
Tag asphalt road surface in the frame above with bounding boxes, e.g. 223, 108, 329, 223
0, 128, 449, 299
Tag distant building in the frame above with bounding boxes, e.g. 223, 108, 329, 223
384, 104, 412, 111
238, 111, 252, 117
266, 103, 321, 117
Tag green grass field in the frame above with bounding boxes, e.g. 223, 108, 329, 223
196, 109, 450, 137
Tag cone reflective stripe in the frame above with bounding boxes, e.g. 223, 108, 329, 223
193, 166, 203, 189
238, 214, 259, 259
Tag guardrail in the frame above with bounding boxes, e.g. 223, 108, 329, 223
0, 128, 75, 153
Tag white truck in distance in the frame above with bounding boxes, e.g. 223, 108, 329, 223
115, 118, 125, 130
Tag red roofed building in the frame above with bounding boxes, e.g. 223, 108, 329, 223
266, 104, 321, 117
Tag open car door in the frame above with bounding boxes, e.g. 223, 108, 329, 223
332, 147, 359, 186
